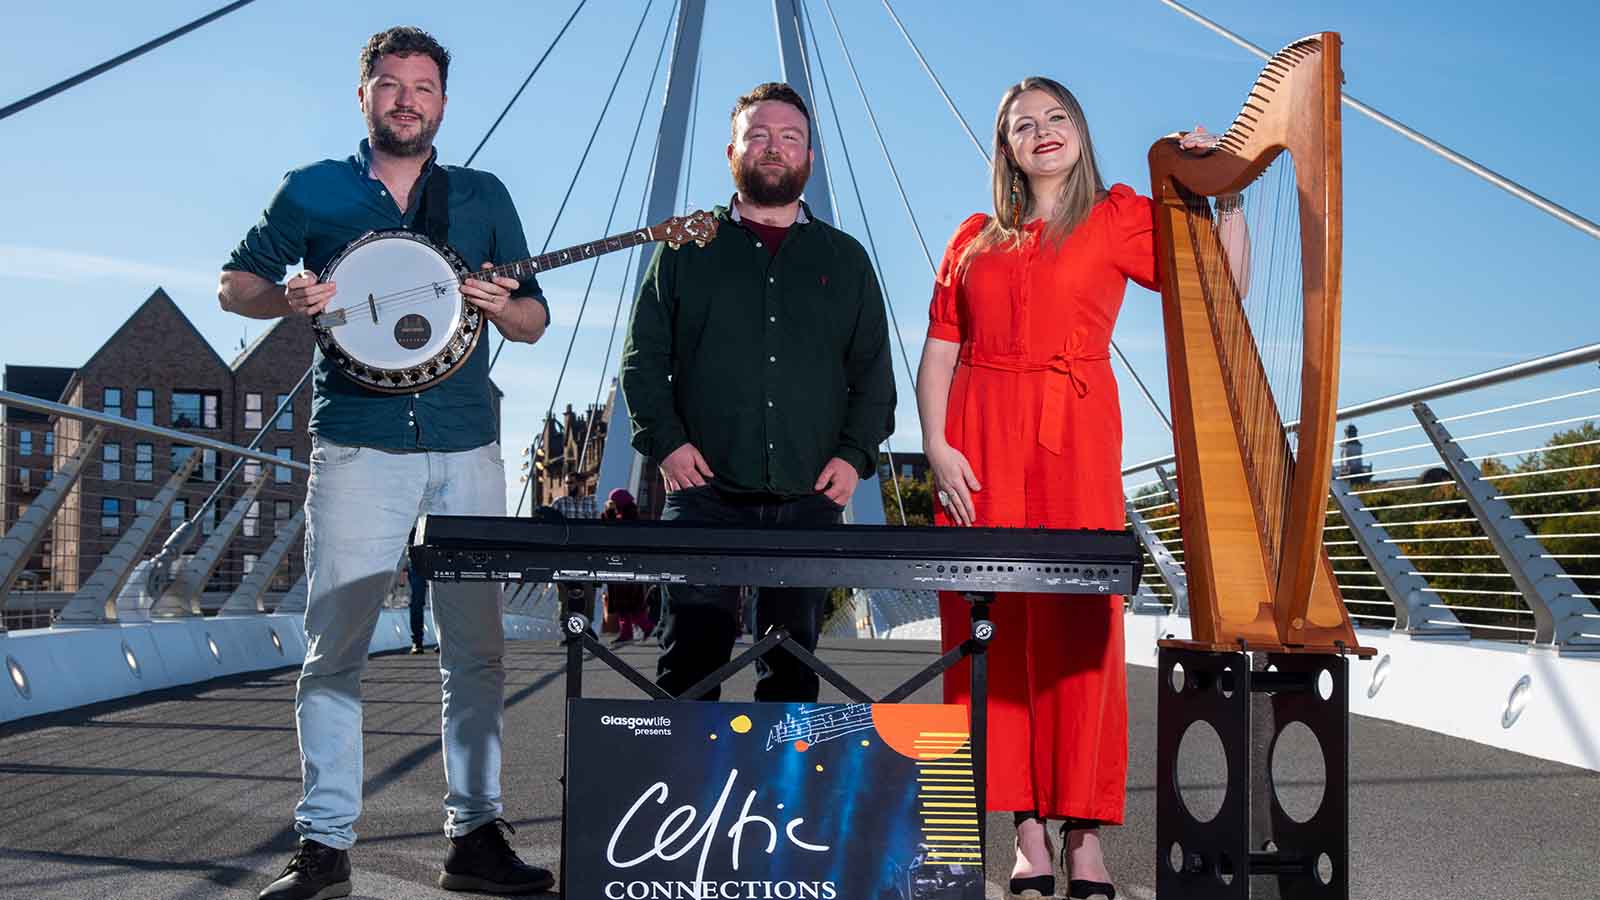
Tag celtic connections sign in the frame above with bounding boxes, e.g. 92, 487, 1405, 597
564, 699, 984, 899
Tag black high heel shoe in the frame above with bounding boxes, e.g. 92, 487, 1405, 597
1060, 819, 1116, 900
1008, 812, 1055, 897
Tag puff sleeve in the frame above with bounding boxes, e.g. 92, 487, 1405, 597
926, 212, 989, 343
1103, 183, 1160, 292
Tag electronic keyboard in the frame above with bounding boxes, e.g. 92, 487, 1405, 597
412, 515, 1142, 595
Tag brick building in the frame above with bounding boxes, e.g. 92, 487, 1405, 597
532, 396, 612, 518
44, 288, 314, 594
1, 365, 78, 589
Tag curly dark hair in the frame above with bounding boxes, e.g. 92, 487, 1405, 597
730, 82, 811, 147
359, 26, 451, 93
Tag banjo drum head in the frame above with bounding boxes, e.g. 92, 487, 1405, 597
318, 231, 476, 388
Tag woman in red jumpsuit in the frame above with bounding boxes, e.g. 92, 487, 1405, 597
916, 77, 1229, 899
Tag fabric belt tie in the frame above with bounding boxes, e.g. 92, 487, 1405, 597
963, 339, 1109, 455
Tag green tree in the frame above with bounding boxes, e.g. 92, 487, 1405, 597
881, 472, 935, 526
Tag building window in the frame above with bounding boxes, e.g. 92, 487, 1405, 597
101, 498, 121, 534
43, 432, 53, 456
135, 389, 154, 425
16, 467, 29, 490
103, 387, 123, 416
171, 446, 218, 482
17, 430, 31, 456
244, 500, 260, 538
243, 553, 259, 575
244, 459, 261, 484
244, 393, 263, 431
170, 499, 188, 531
102, 442, 121, 481
199, 503, 217, 536
172, 391, 220, 429
275, 394, 294, 431
275, 448, 293, 483
901, 464, 914, 479
135, 498, 152, 517
134, 443, 154, 482
274, 499, 293, 532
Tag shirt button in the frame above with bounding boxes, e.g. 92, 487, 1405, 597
768, 443, 775, 450
768, 276, 775, 284
769, 315, 776, 323
767, 400, 774, 408
768, 355, 776, 363
754, 241, 763, 248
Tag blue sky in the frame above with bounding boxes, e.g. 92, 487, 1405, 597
2, 0, 1595, 505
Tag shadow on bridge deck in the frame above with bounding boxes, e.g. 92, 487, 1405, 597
0, 638, 1593, 899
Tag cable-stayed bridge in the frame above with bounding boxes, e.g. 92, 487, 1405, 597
1, 2, 1597, 898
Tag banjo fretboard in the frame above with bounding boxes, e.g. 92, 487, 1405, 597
473, 227, 659, 284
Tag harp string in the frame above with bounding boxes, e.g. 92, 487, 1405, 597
1186, 153, 1305, 586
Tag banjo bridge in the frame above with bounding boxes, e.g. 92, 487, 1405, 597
313, 309, 348, 328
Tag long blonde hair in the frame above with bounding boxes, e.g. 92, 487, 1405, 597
966, 77, 1105, 262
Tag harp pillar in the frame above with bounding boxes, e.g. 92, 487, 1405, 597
1157, 647, 1351, 900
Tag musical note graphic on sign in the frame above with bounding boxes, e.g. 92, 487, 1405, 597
765, 703, 876, 751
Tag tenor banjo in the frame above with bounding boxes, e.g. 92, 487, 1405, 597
310, 210, 718, 393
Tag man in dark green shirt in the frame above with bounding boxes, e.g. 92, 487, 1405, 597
620, 82, 895, 702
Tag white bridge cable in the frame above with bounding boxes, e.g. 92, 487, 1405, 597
814, 0, 938, 276
489, 0, 664, 375
512, 1, 678, 516
571, 108, 672, 502
1158, 0, 1600, 241
0, 0, 260, 123
877, 0, 989, 164
801, 5, 917, 408
463, 0, 589, 167
800, 3, 914, 524
876, 2, 1175, 431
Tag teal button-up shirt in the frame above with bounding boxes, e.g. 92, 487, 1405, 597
224, 140, 546, 451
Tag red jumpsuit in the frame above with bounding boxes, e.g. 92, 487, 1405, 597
929, 184, 1157, 824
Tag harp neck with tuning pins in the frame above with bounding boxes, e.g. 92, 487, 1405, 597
1149, 32, 1371, 657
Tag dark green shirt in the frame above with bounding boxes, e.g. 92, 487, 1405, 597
621, 200, 896, 496
223, 140, 547, 452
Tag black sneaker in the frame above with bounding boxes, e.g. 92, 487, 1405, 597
258, 837, 352, 900
410, 641, 425, 654
438, 818, 555, 894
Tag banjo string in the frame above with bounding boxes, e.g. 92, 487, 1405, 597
318, 227, 672, 320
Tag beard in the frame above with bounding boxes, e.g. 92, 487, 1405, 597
732, 152, 810, 206
368, 107, 439, 157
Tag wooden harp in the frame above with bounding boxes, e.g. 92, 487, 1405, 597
1149, 32, 1370, 656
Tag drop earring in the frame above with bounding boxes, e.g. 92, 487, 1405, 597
1010, 170, 1023, 229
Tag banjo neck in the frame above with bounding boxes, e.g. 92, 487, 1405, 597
470, 226, 662, 284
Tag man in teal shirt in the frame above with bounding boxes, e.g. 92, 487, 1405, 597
622, 82, 896, 703
220, 26, 553, 899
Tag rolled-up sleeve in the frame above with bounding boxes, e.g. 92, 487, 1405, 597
223, 173, 307, 282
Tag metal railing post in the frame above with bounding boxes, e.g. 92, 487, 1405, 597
1126, 498, 1188, 616
0, 425, 106, 608
219, 509, 305, 616
55, 452, 203, 625
1328, 476, 1471, 639
1412, 402, 1600, 653
152, 477, 268, 617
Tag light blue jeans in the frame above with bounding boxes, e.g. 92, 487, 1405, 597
294, 437, 507, 849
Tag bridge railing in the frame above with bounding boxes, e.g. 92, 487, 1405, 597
0, 390, 323, 633
1122, 343, 1600, 655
